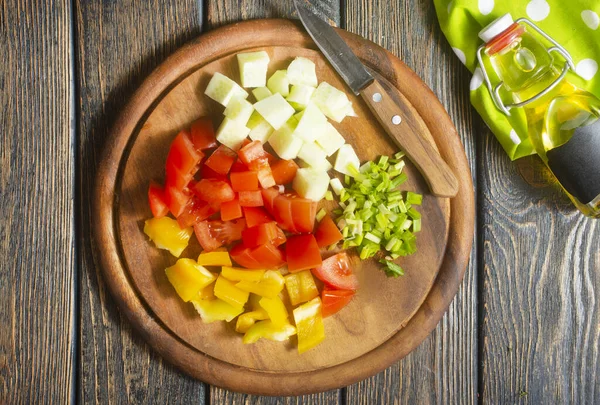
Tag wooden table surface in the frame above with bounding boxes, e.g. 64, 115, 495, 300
1, 0, 598, 403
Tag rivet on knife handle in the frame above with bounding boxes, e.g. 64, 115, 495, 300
361, 80, 459, 198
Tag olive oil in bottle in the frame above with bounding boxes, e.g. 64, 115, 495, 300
478, 14, 600, 217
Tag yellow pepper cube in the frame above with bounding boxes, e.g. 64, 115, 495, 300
235, 309, 269, 333
221, 266, 265, 282
191, 298, 244, 323
144, 217, 192, 257
214, 275, 249, 309
284, 270, 319, 306
197, 282, 216, 300
293, 297, 325, 354
259, 296, 289, 327
165, 259, 216, 302
235, 270, 285, 298
197, 250, 232, 267
242, 320, 296, 344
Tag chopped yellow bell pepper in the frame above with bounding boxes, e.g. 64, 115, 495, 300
242, 320, 296, 344
197, 250, 232, 267
144, 217, 192, 257
197, 282, 216, 300
284, 270, 319, 306
165, 259, 216, 302
236, 270, 285, 298
191, 298, 244, 323
248, 293, 263, 310
221, 266, 265, 282
214, 275, 249, 309
259, 296, 289, 326
293, 297, 325, 353
235, 309, 269, 333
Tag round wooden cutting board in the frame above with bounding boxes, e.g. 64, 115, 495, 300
93, 19, 474, 395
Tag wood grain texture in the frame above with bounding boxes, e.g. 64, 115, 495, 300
479, 130, 600, 403
205, 2, 341, 402
75, 1, 207, 403
344, 0, 479, 403
0, 1, 75, 403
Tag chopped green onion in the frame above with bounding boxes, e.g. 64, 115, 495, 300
316, 208, 327, 222
325, 191, 334, 201
406, 192, 422, 205
379, 260, 404, 277
364, 232, 381, 244
412, 218, 421, 233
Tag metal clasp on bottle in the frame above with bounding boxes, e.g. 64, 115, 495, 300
476, 18, 576, 116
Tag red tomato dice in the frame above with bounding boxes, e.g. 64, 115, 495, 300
286, 234, 322, 272
164, 185, 192, 217
194, 219, 246, 252
250, 243, 286, 269
251, 158, 276, 189
230, 171, 259, 192
230, 243, 261, 269
238, 190, 263, 207
242, 206, 273, 228
242, 222, 279, 248
290, 197, 317, 233
270, 159, 298, 185
230, 160, 248, 173
312, 252, 358, 291
237, 140, 272, 166
200, 164, 227, 180
193, 178, 235, 204
272, 193, 296, 232
314, 214, 343, 247
272, 226, 287, 247
190, 117, 217, 151
204, 145, 237, 176
177, 198, 218, 229
261, 187, 280, 215
166, 130, 203, 180
148, 181, 169, 218
166, 163, 195, 191
321, 288, 355, 317
220, 199, 243, 221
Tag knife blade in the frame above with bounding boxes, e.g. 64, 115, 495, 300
293, 0, 459, 198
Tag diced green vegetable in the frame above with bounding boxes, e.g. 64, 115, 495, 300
316, 208, 327, 222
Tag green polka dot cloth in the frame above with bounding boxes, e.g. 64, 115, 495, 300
434, 0, 600, 160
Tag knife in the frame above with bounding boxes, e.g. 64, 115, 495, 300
293, 0, 459, 198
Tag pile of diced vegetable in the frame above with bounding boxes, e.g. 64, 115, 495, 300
143, 50, 421, 353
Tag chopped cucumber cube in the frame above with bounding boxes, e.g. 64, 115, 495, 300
215, 117, 250, 151
253, 93, 295, 130
315, 122, 345, 157
205, 72, 249, 107
297, 141, 330, 170
292, 103, 327, 143
267, 70, 290, 97
252, 86, 273, 101
311, 82, 350, 122
237, 51, 270, 88
286, 84, 315, 111
287, 57, 318, 87
334, 144, 360, 176
247, 111, 274, 143
267, 117, 303, 159
223, 97, 254, 124
292, 168, 330, 201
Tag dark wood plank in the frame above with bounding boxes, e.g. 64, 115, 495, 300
75, 1, 207, 403
204, 0, 341, 401
480, 134, 600, 402
344, 0, 478, 403
0, 1, 75, 403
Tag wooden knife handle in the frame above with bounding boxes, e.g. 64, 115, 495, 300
361, 80, 459, 198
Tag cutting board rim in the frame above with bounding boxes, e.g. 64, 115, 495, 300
92, 18, 474, 395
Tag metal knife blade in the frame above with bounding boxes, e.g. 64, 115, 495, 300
293, 0, 373, 94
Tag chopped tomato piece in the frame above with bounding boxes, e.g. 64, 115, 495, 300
286, 234, 322, 272
314, 214, 343, 247
190, 117, 217, 151
242, 222, 279, 248
261, 187, 280, 215
273, 193, 296, 232
238, 190, 263, 207
251, 158, 276, 189
250, 243, 286, 269
177, 198, 218, 228
200, 164, 227, 180
230, 171, 259, 191
193, 178, 235, 204
272, 226, 286, 247
194, 219, 246, 252
165, 185, 192, 217
321, 288, 355, 317
270, 159, 298, 185
312, 252, 358, 291
205, 145, 237, 176
243, 206, 273, 228
238, 140, 272, 166
166, 130, 203, 178
230, 243, 261, 269
220, 199, 243, 221
230, 160, 248, 173
290, 197, 317, 233
148, 181, 169, 218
